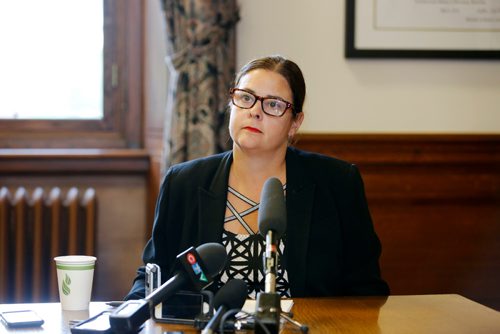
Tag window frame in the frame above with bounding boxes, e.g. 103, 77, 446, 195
0, 0, 143, 149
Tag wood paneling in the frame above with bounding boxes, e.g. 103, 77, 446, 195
1, 135, 499, 309
295, 134, 500, 310
0, 149, 150, 174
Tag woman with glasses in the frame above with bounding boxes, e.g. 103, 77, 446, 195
125, 55, 389, 300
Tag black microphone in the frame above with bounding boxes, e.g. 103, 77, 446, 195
201, 279, 248, 334
109, 243, 227, 333
258, 177, 286, 293
255, 177, 286, 334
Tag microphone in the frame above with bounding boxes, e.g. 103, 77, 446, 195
258, 177, 286, 293
201, 279, 248, 334
255, 177, 286, 334
109, 243, 227, 333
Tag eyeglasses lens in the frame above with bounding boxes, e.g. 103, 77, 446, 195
263, 99, 286, 116
233, 90, 256, 108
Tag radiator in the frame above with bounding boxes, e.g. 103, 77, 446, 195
0, 187, 97, 303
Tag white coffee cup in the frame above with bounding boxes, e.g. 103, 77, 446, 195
54, 255, 96, 310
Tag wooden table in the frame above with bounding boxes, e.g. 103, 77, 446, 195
1, 294, 499, 333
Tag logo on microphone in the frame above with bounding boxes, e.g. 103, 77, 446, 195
185, 252, 208, 283
187, 253, 196, 265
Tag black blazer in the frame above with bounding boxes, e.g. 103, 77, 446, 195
125, 147, 389, 300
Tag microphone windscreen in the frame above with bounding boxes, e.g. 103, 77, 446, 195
258, 177, 286, 239
196, 243, 227, 277
214, 279, 248, 309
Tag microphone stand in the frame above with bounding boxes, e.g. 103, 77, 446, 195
255, 231, 309, 334
280, 312, 309, 334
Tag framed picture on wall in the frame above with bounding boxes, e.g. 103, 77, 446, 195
345, 0, 500, 59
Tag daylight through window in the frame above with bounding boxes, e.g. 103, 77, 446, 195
0, 0, 103, 120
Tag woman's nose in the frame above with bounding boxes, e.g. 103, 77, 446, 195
249, 100, 263, 119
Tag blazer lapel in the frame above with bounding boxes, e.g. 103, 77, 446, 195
198, 151, 233, 244
285, 148, 315, 296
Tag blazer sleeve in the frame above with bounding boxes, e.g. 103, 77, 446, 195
124, 167, 183, 300
340, 164, 390, 295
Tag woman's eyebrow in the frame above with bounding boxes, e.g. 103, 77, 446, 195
245, 88, 285, 99
238, 87, 256, 94
266, 94, 286, 100
239, 87, 287, 101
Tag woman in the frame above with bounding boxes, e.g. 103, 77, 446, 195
125, 55, 389, 300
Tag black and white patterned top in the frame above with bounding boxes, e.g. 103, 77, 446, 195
216, 186, 291, 298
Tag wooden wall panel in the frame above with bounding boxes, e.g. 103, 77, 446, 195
295, 134, 500, 310
1, 136, 499, 310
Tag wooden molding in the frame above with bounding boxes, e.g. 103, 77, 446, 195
295, 133, 500, 165
0, 149, 150, 174
295, 134, 500, 203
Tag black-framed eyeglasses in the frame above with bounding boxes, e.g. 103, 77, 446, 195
229, 88, 294, 117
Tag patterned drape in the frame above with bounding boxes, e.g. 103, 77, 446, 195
160, 0, 239, 170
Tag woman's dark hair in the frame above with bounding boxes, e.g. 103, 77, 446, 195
234, 55, 306, 116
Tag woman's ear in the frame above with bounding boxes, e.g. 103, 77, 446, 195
288, 112, 304, 139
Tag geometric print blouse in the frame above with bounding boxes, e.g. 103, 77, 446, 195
216, 186, 291, 298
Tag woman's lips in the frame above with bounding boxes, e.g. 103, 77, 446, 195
244, 126, 262, 133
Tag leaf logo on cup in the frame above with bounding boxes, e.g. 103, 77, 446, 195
62, 274, 72, 296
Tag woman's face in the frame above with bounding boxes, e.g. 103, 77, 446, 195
229, 69, 303, 155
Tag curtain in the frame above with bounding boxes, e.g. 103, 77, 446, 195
160, 0, 239, 170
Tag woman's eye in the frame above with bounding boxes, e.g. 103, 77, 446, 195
241, 94, 252, 101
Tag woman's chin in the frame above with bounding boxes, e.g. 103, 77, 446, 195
234, 140, 287, 156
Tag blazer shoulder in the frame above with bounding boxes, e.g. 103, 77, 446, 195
161, 151, 231, 190
168, 151, 229, 176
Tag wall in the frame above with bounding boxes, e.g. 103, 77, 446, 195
236, 0, 500, 134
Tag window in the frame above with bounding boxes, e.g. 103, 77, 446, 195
0, 1, 103, 120
0, 0, 143, 148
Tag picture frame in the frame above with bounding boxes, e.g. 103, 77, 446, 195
345, 0, 500, 59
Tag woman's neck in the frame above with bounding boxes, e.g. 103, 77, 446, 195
230, 146, 287, 196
